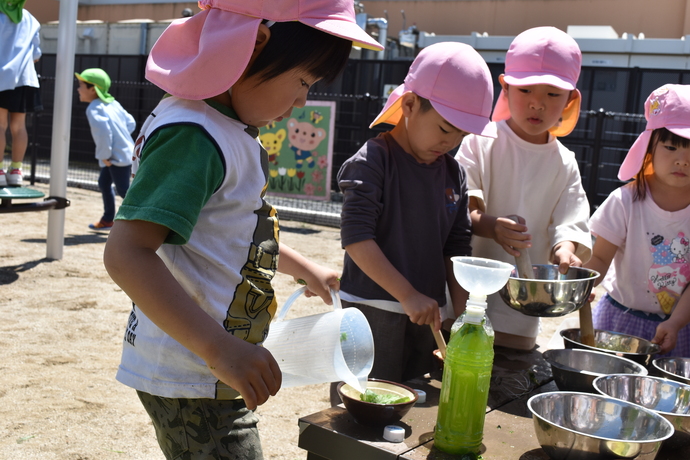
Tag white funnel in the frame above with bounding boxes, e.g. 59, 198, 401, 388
451, 256, 513, 297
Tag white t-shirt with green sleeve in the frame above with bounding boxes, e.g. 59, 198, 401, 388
115, 96, 280, 400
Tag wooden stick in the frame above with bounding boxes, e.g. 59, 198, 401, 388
431, 326, 447, 360
579, 301, 595, 347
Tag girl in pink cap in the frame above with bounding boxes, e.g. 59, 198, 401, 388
456, 27, 592, 350
584, 84, 690, 357
102, 1, 383, 458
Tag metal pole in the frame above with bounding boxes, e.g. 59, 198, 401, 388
46, 0, 78, 260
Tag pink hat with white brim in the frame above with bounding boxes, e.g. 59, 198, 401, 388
618, 84, 690, 181
370, 42, 496, 138
146, 0, 383, 100
492, 26, 582, 137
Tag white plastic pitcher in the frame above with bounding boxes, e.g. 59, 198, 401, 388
263, 287, 374, 392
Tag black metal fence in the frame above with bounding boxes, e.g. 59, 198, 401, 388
5, 53, 688, 220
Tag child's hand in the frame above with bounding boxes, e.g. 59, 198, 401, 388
652, 321, 681, 354
205, 334, 282, 411
551, 242, 581, 274
494, 215, 531, 258
297, 263, 341, 305
401, 291, 442, 331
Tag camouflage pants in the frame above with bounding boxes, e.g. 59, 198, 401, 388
137, 391, 264, 460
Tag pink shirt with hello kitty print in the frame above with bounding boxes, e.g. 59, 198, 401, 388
591, 182, 690, 317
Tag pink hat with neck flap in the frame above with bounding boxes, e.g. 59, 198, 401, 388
492, 26, 582, 137
618, 84, 690, 181
146, 0, 384, 100
370, 42, 496, 138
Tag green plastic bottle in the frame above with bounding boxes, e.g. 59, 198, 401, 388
435, 300, 494, 455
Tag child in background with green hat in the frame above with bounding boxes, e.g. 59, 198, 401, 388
0, 0, 42, 187
76, 68, 136, 230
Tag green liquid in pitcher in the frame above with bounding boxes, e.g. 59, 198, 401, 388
435, 320, 494, 455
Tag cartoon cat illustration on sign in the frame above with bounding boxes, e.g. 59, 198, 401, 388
260, 128, 286, 165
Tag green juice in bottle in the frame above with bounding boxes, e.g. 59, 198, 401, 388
435, 302, 494, 455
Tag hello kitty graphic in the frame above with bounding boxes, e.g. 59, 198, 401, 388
648, 232, 690, 313
670, 234, 690, 263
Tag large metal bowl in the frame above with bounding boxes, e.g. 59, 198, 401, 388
593, 374, 690, 435
498, 265, 600, 317
528, 391, 675, 460
543, 348, 648, 393
652, 357, 690, 386
561, 328, 661, 367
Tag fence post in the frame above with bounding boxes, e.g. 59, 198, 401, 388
587, 108, 607, 203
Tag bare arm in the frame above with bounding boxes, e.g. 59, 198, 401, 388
468, 197, 531, 258
276, 242, 340, 304
345, 239, 441, 331
652, 288, 690, 354
583, 236, 618, 287
103, 220, 281, 410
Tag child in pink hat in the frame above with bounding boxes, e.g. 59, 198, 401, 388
102, 1, 382, 458
456, 26, 592, 350
584, 84, 690, 357
336, 42, 496, 386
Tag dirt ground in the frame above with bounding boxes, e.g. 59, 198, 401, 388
0, 183, 577, 460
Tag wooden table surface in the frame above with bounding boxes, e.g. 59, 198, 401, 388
298, 346, 690, 459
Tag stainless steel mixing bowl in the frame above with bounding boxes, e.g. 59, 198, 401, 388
528, 391, 675, 460
560, 328, 661, 367
498, 265, 600, 317
543, 348, 647, 393
593, 374, 690, 435
652, 357, 690, 386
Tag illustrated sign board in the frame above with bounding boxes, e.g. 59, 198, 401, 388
263, 100, 336, 201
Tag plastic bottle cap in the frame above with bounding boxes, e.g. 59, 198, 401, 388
464, 305, 485, 324
414, 389, 426, 404
383, 425, 405, 443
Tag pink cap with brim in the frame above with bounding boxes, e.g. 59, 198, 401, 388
146, 0, 384, 100
491, 27, 582, 137
618, 84, 690, 181
370, 42, 497, 138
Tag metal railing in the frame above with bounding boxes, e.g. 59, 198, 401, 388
5, 78, 648, 226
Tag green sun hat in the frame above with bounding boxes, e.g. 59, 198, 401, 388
75, 68, 115, 103
0, 0, 27, 24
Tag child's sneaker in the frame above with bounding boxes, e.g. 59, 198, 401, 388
0, 170, 6, 187
7, 168, 22, 186
89, 219, 114, 230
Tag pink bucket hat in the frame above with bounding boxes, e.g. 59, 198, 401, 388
618, 84, 690, 181
370, 42, 496, 138
492, 26, 582, 137
146, 0, 383, 100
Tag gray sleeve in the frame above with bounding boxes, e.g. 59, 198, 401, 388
337, 139, 386, 248
443, 163, 473, 257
